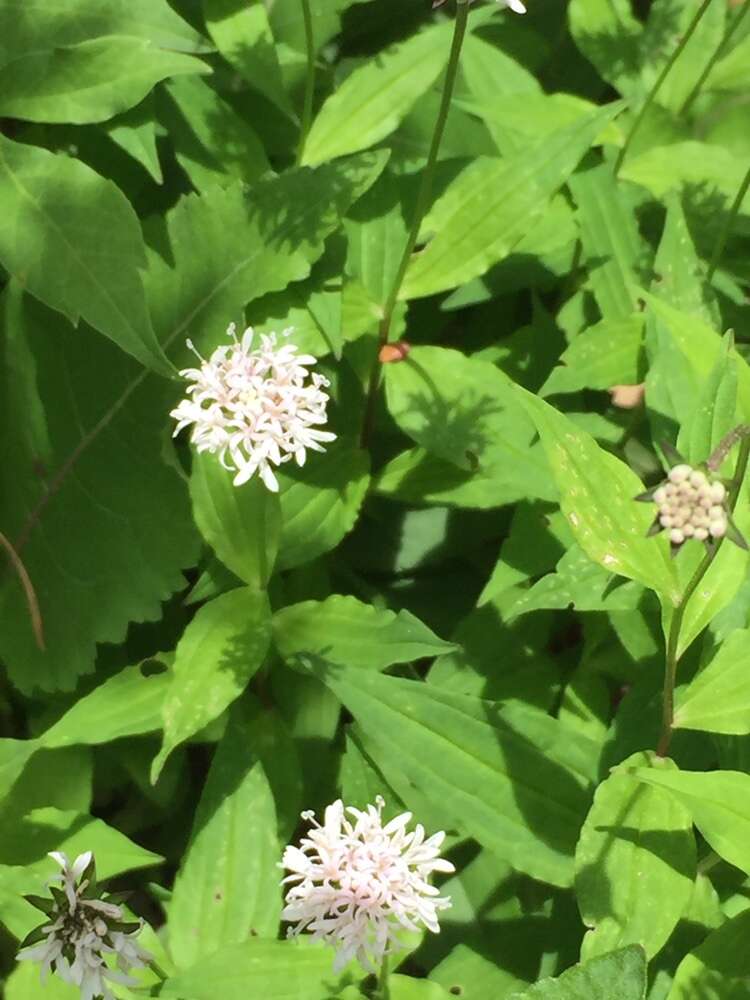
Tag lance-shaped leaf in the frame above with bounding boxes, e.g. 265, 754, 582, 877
674, 628, 750, 734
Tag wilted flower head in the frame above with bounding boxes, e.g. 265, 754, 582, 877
281, 796, 454, 973
17, 851, 150, 1000
170, 324, 336, 492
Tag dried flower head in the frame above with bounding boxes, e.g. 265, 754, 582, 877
170, 325, 336, 492
281, 797, 455, 973
17, 851, 150, 1000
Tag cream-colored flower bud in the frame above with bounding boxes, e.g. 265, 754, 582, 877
670, 528, 685, 544
660, 514, 674, 528
710, 482, 726, 503
683, 523, 695, 537
653, 486, 667, 505
689, 470, 707, 488
669, 464, 691, 484
694, 527, 709, 541
709, 520, 727, 538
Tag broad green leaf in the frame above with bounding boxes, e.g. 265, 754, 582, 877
568, 0, 644, 97
509, 945, 646, 999
315, 663, 597, 887
277, 443, 370, 570
203, 0, 292, 115
634, 768, 750, 876
575, 752, 695, 960
400, 104, 623, 300
301, 22, 452, 166
5, 962, 77, 999
169, 705, 281, 968
0, 137, 169, 372
515, 387, 679, 602
674, 628, 750, 734
388, 978, 453, 1000
145, 151, 387, 358
152, 588, 271, 781
190, 454, 281, 589
677, 334, 737, 464
159, 75, 270, 193
0, 288, 199, 692
430, 943, 527, 1000
273, 594, 454, 670
541, 317, 644, 396
569, 164, 645, 321
0, 36, 207, 125
669, 908, 750, 1000
161, 939, 337, 1000
385, 347, 554, 504
344, 169, 409, 310
0, 0, 209, 63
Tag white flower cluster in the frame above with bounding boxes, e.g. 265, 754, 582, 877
654, 464, 727, 545
17, 851, 150, 1000
281, 797, 454, 973
171, 325, 335, 492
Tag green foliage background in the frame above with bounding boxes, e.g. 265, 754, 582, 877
1, 0, 750, 997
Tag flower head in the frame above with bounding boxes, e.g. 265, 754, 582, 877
281, 797, 454, 973
170, 325, 336, 492
17, 851, 150, 1000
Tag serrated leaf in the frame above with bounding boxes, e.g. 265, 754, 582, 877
669, 908, 750, 1000
515, 386, 679, 602
633, 767, 750, 876
145, 151, 388, 358
190, 454, 281, 589
400, 103, 623, 300
575, 752, 695, 960
168, 704, 281, 968
302, 22, 452, 166
161, 939, 337, 1000
273, 594, 454, 670
152, 588, 271, 781
277, 443, 370, 570
0, 36, 207, 125
509, 945, 646, 999
315, 663, 597, 887
674, 628, 750, 734
0, 138, 169, 372
384, 347, 554, 505
0, 287, 199, 692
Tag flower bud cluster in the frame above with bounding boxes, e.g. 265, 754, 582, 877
654, 464, 727, 546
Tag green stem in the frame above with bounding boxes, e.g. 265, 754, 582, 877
359, 0, 470, 448
296, 0, 315, 165
657, 435, 750, 757
680, 0, 750, 117
376, 955, 390, 1000
613, 0, 715, 176
706, 162, 750, 282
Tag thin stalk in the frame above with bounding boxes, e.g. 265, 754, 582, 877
657, 435, 750, 757
614, 0, 715, 176
360, 0, 470, 447
706, 162, 750, 282
0, 530, 45, 650
296, 0, 316, 165
376, 955, 390, 1000
680, 0, 750, 117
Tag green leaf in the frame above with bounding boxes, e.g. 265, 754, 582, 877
515, 387, 679, 602
568, 0, 644, 97
653, 195, 716, 324
301, 22, 452, 166
677, 333, 737, 464
0, 288, 199, 692
145, 151, 387, 357
400, 104, 623, 300
152, 588, 271, 781
0, 137, 169, 372
168, 704, 281, 968
569, 164, 645, 321
707, 34, 750, 91
190, 453, 281, 589
388, 978, 453, 1000
633, 767, 750, 876
669, 908, 750, 1000
273, 594, 454, 670
384, 347, 554, 505
5, 959, 78, 999
161, 939, 337, 1000
105, 97, 163, 183
509, 945, 646, 1000
0, 36, 207, 125
315, 663, 597, 887
203, 0, 292, 115
541, 317, 644, 396
674, 628, 750, 735
277, 442, 370, 570
575, 752, 695, 960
